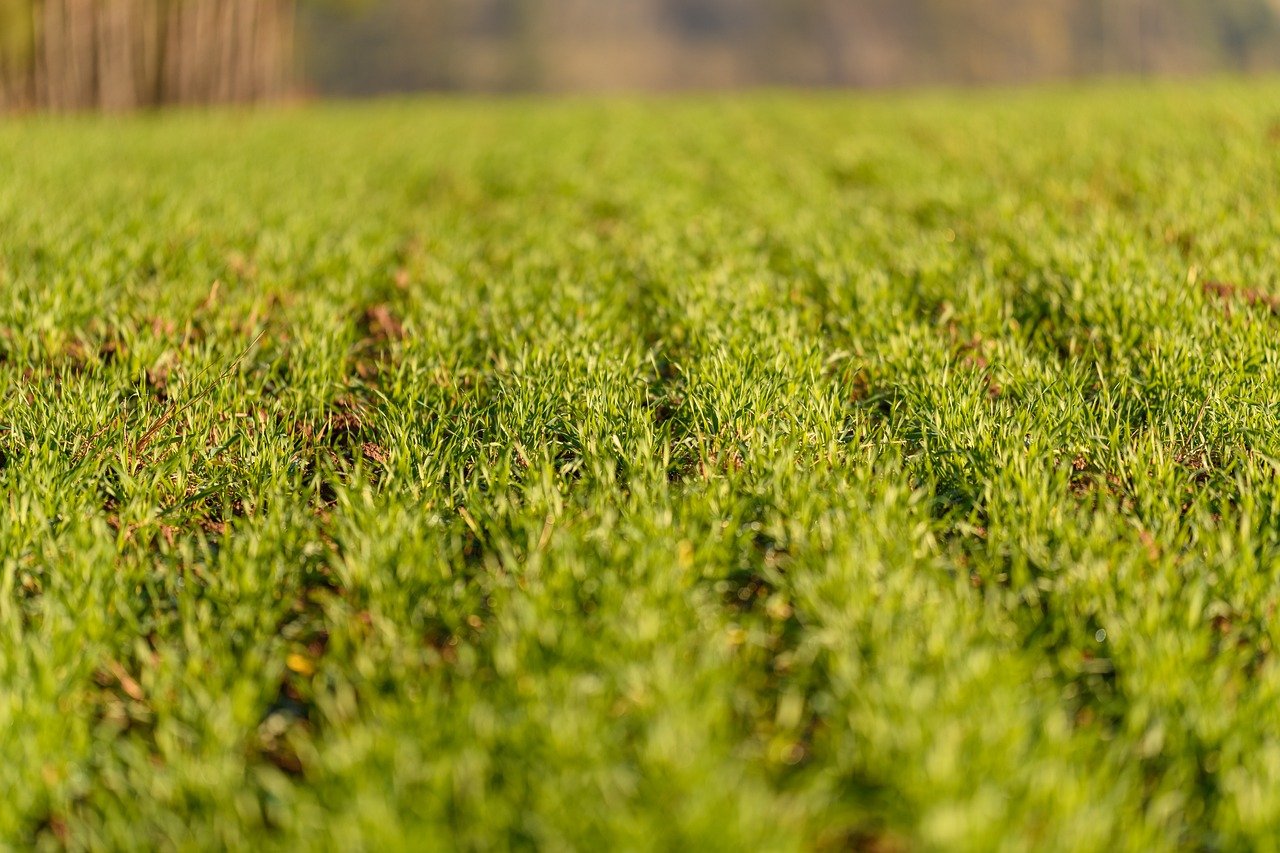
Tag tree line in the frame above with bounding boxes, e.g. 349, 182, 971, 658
0, 0, 296, 111
5, 0, 1280, 110
308, 0, 1280, 94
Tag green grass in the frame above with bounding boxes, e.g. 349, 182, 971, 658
3, 80, 1280, 849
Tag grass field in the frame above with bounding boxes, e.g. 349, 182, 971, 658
3, 81, 1280, 849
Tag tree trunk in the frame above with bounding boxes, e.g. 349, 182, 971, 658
3, 0, 293, 111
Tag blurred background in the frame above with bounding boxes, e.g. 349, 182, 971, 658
3, 0, 1280, 110
304, 0, 1280, 94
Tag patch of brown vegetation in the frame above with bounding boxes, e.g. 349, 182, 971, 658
361, 442, 389, 465
1202, 280, 1280, 315
289, 394, 369, 446
696, 448, 745, 479
33, 812, 70, 845
225, 251, 258, 282
348, 303, 409, 384
90, 658, 154, 737
147, 316, 178, 338
362, 304, 406, 343
845, 369, 871, 404
146, 353, 178, 400
946, 322, 1002, 400
1065, 456, 1132, 511
1137, 529, 1161, 562
53, 329, 127, 375
1206, 602, 1273, 682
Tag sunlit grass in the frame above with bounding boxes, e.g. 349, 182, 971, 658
2, 81, 1280, 848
